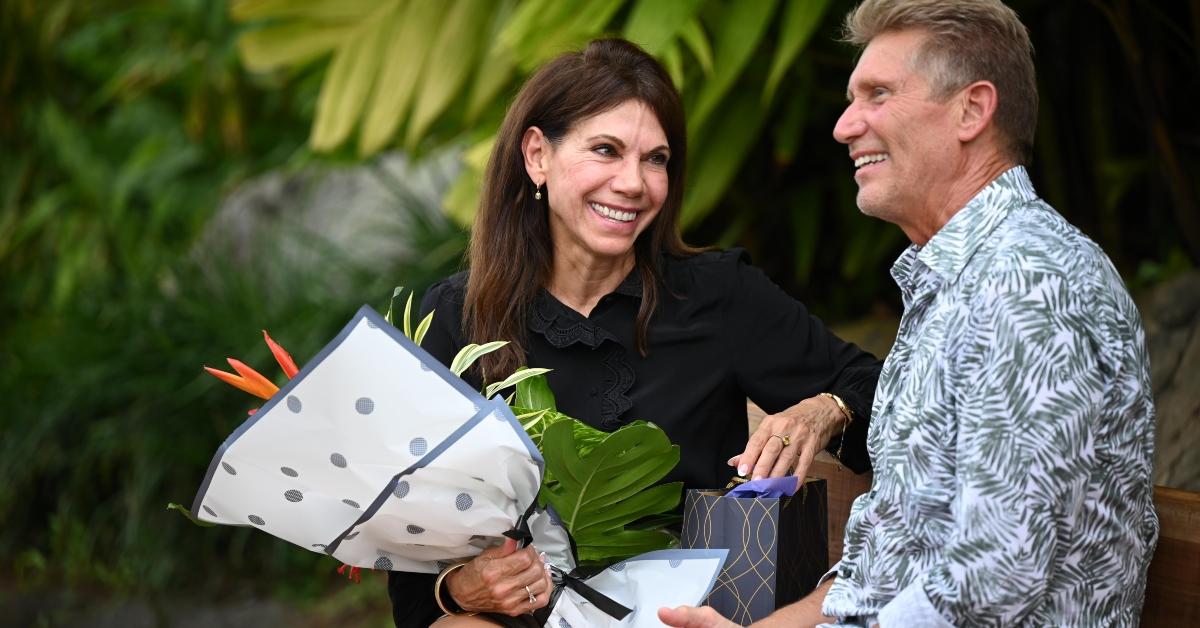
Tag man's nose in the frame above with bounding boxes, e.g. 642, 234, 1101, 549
833, 101, 864, 145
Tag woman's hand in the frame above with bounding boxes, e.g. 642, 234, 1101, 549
730, 395, 846, 481
444, 537, 553, 616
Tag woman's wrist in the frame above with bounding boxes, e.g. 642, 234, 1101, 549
434, 561, 475, 616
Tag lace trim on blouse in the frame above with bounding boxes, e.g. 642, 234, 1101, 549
529, 291, 634, 428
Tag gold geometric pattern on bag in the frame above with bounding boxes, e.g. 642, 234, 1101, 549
683, 492, 781, 624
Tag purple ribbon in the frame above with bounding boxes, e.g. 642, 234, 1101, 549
726, 475, 800, 498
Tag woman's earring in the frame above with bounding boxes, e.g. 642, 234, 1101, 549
534, 184, 543, 201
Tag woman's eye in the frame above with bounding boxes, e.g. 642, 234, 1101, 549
593, 144, 617, 156
647, 153, 669, 166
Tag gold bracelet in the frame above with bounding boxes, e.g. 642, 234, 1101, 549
819, 392, 853, 425
434, 560, 477, 617
819, 393, 853, 461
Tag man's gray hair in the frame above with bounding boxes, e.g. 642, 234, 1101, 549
842, 0, 1038, 164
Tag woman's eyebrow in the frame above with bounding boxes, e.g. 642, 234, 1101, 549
585, 134, 669, 154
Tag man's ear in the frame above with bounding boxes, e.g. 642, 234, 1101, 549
958, 80, 999, 143
521, 126, 549, 185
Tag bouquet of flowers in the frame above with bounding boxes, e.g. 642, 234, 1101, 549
174, 288, 727, 626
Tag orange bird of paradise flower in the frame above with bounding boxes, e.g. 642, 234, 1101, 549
203, 330, 299, 401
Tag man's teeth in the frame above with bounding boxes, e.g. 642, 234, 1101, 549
854, 154, 889, 168
590, 202, 637, 222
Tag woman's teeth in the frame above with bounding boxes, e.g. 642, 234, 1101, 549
590, 202, 637, 222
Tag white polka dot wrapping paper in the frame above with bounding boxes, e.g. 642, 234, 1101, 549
190, 305, 546, 573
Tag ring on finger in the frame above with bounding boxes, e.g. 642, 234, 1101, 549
770, 433, 791, 447
525, 584, 536, 605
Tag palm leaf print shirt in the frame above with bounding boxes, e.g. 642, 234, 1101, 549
822, 167, 1159, 626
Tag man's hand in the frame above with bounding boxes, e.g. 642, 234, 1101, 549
731, 395, 846, 481
658, 605, 740, 627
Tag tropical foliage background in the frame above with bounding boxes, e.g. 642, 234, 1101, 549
2, 0, 1196, 621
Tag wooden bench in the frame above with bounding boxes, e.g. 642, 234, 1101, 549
748, 403, 1200, 620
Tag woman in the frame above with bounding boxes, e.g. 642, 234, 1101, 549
389, 39, 881, 627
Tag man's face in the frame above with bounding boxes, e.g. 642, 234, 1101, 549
833, 29, 962, 233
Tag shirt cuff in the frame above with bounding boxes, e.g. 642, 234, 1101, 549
877, 579, 954, 628
818, 560, 840, 586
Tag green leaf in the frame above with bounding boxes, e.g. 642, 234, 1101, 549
515, 371, 556, 411
358, 0, 447, 156
402, 291, 414, 340
166, 502, 217, 528
678, 17, 713, 75
466, 1, 519, 122
384, 286, 405, 326
405, 0, 491, 147
762, 0, 830, 103
310, 4, 393, 151
413, 310, 435, 347
622, 0, 705, 55
682, 89, 770, 228
449, 340, 509, 377
235, 22, 355, 73
688, 0, 779, 132
573, 529, 677, 564
484, 367, 553, 399
231, 0, 380, 22
540, 421, 680, 562
662, 40, 685, 90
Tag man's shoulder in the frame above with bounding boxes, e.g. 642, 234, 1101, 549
973, 200, 1117, 287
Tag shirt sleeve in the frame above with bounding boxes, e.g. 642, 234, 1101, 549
387, 570, 445, 627
878, 270, 1103, 626
726, 253, 882, 472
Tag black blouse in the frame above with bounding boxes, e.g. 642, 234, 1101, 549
387, 249, 881, 626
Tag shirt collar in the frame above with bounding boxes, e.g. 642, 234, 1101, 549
914, 166, 1037, 284
613, 266, 644, 298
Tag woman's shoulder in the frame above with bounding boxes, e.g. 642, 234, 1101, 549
419, 271, 469, 318
662, 247, 753, 292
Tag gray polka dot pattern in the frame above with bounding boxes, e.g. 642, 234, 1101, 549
406, 525, 425, 534
409, 438, 427, 456
393, 481, 410, 498
202, 506, 217, 517
285, 490, 303, 503
248, 515, 265, 525
330, 452, 347, 468
221, 462, 237, 475
355, 397, 374, 415
280, 466, 298, 477
669, 558, 682, 568
559, 619, 572, 628
367, 320, 379, 329
455, 493, 473, 511
375, 556, 393, 570
610, 562, 626, 572
286, 396, 301, 413
342, 499, 360, 509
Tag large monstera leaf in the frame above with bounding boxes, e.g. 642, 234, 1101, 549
540, 420, 682, 564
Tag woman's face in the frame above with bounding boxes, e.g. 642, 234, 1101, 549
526, 99, 671, 266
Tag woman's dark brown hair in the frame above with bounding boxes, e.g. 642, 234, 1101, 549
465, 38, 698, 382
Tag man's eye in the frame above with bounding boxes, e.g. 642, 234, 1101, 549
872, 87, 889, 99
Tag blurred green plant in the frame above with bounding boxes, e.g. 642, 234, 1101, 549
0, 0, 466, 599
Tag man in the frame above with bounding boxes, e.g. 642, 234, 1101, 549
661, 0, 1158, 626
